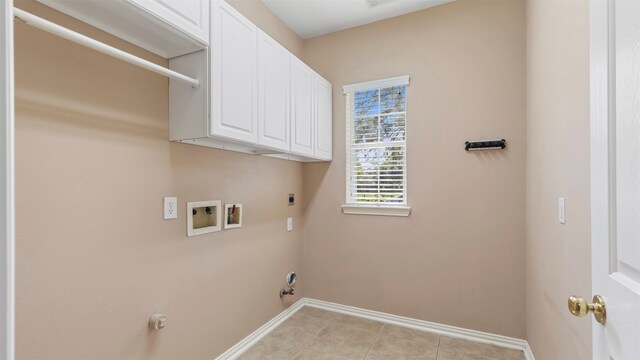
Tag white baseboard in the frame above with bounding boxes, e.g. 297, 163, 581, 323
215, 298, 536, 360
215, 299, 305, 360
523, 342, 535, 360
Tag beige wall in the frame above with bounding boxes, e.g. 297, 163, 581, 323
14, 0, 305, 358
525, 0, 592, 358
302, 0, 527, 338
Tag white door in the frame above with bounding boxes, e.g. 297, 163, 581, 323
127, 0, 210, 44
290, 55, 314, 157
314, 75, 332, 160
257, 30, 289, 152
0, 1, 14, 359
211, 1, 258, 144
590, 0, 640, 358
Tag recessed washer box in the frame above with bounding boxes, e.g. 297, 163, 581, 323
187, 200, 221, 237
224, 203, 243, 229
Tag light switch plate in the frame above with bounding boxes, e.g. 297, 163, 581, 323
164, 197, 177, 220
559, 197, 566, 224
287, 217, 293, 232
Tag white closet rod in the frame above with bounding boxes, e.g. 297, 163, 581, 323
13, 7, 200, 88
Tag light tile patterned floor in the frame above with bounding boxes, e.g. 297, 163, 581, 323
238, 306, 526, 360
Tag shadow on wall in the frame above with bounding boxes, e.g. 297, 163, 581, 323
302, 162, 331, 214
15, 89, 166, 140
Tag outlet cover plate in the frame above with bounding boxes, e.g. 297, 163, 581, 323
559, 197, 566, 224
164, 197, 178, 220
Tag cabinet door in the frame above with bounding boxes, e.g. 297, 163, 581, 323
290, 56, 314, 156
257, 31, 289, 151
127, 0, 209, 44
211, 1, 258, 144
314, 75, 332, 160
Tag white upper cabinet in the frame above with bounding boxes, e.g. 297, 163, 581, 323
257, 31, 290, 152
314, 76, 333, 160
127, 0, 209, 45
211, 1, 258, 144
290, 55, 315, 157
168, 1, 332, 161
36, 0, 209, 58
36, 0, 331, 160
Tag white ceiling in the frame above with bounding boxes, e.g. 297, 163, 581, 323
261, 0, 455, 39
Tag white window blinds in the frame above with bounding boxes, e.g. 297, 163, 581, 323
344, 76, 409, 206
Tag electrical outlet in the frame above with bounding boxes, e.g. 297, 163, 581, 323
164, 197, 177, 220
559, 197, 566, 224
287, 217, 293, 232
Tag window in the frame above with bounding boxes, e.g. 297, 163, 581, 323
342, 76, 410, 217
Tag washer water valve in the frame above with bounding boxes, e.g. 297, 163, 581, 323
279, 271, 297, 298
149, 313, 167, 330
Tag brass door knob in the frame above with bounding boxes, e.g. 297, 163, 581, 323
568, 295, 606, 324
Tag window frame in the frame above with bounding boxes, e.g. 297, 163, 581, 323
342, 75, 411, 217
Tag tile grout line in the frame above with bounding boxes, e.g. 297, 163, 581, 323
296, 310, 384, 360
438, 337, 511, 360
361, 324, 384, 360
288, 346, 302, 360
288, 312, 332, 359
303, 308, 387, 360
288, 309, 331, 360
303, 308, 382, 334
